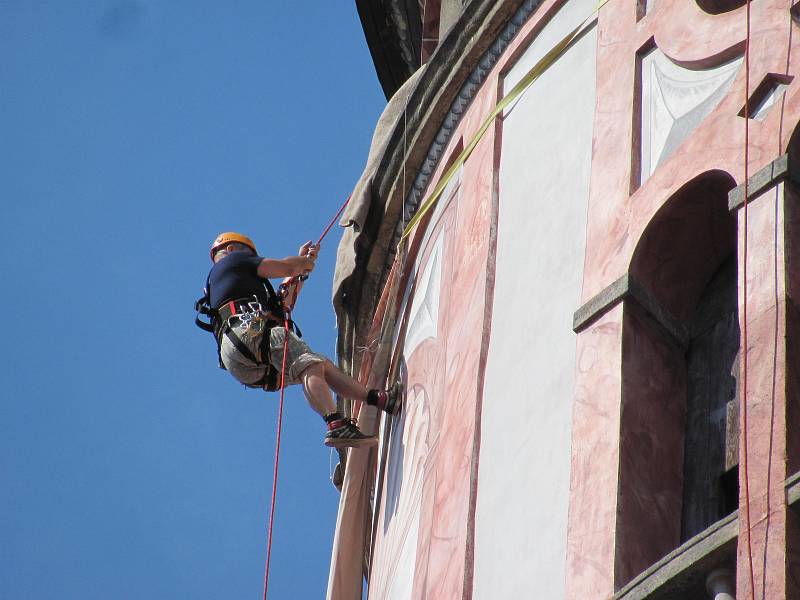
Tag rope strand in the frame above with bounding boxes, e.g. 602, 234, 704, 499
742, 0, 756, 597
260, 195, 352, 598
262, 317, 291, 600
316, 195, 352, 247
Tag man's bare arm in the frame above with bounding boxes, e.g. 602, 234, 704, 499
277, 241, 320, 309
257, 255, 315, 279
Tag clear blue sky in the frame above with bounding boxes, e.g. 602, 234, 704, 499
0, 2, 385, 598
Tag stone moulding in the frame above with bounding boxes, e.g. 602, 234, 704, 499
380, 0, 546, 279
356, 0, 423, 98
572, 272, 689, 347
612, 469, 800, 599
613, 512, 738, 600
728, 153, 800, 211
337, 0, 548, 370
572, 274, 629, 332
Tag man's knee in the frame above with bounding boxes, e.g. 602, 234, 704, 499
323, 358, 338, 376
298, 361, 325, 382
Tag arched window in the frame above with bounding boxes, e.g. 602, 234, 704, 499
615, 171, 738, 586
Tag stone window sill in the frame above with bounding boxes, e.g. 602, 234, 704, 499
613, 513, 737, 600
615, 470, 800, 599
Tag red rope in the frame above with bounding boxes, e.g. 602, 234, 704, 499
262, 317, 291, 600
315, 194, 352, 246
260, 194, 352, 598
742, 0, 756, 597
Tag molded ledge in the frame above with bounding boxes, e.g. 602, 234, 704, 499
613, 512, 738, 600
614, 472, 800, 600
335, 0, 534, 372
728, 153, 800, 211
573, 273, 689, 347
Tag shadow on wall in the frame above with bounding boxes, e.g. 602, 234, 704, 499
787, 125, 800, 479
694, 0, 747, 15
630, 170, 737, 321
384, 398, 407, 533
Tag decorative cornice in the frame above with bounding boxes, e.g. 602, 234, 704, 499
573, 273, 689, 348
380, 0, 546, 277
573, 274, 630, 332
356, 0, 422, 99
336, 0, 542, 370
728, 153, 800, 211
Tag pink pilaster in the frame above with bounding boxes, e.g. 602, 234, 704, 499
736, 180, 800, 600
565, 305, 623, 598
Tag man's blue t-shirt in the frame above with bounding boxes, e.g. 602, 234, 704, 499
208, 252, 267, 308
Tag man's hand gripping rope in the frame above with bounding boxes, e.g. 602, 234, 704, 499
278, 240, 319, 312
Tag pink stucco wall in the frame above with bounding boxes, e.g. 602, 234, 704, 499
568, 0, 800, 596
368, 134, 496, 598
338, 0, 800, 597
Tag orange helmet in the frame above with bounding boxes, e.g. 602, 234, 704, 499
210, 232, 257, 260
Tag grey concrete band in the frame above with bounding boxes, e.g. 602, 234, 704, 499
613, 468, 800, 599
572, 273, 689, 347
612, 512, 737, 600
728, 153, 800, 211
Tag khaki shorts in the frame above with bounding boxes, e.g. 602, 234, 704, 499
219, 317, 325, 388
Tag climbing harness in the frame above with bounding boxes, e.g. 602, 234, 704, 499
219, 298, 281, 391
194, 277, 298, 392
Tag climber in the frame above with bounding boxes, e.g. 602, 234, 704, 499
195, 232, 401, 448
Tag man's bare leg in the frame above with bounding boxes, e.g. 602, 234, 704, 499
322, 359, 368, 402
299, 362, 337, 417
299, 362, 376, 448
322, 359, 402, 415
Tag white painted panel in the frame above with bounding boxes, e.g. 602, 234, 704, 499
391, 172, 460, 354
403, 234, 444, 357
370, 383, 434, 599
640, 49, 741, 183
473, 1, 597, 597
371, 226, 450, 599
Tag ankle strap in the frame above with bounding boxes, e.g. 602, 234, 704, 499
326, 418, 351, 431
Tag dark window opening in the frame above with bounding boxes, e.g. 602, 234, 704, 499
681, 255, 740, 541
616, 171, 739, 589
720, 465, 739, 517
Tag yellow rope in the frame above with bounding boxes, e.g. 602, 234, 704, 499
399, 0, 609, 248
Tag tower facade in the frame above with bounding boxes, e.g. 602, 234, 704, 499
329, 1, 800, 598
